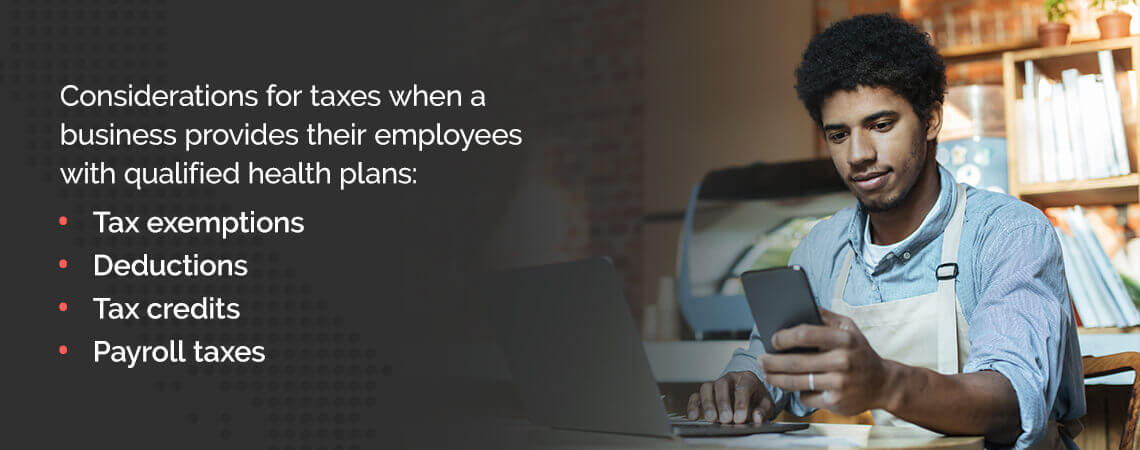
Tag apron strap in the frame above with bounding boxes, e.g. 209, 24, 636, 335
833, 248, 854, 302
936, 183, 968, 374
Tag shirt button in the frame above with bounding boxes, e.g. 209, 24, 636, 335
871, 284, 878, 291
902, 251, 911, 260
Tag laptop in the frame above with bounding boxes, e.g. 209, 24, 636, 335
485, 257, 808, 438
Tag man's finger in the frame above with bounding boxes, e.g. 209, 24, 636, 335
819, 308, 858, 332
687, 392, 701, 420
758, 351, 850, 375
764, 372, 838, 392
713, 377, 733, 423
818, 308, 842, 326
752, 387, 775, 423
800, 391, 827, 410
771, 324, 853, 351
732, 375, 755, 424
698, 383, 716, 420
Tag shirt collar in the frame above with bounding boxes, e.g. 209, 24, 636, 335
847, 165, 957, 266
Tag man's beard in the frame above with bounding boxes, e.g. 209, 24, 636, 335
855, 136, 928, 213
858, 183, 914, 213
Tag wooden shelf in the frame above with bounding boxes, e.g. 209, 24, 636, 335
941, 39, 1038, 62
1078, 325, 1140, 334
1004, 36, 1137, 80
1016, 174, 1140, 207
1006, 35, 1138, 63
940, 36, 1107, 63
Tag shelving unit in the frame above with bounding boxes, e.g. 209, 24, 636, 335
1002, 36, 1140, 208
936, 24, 1139, 450
1002, 36, 1140, 338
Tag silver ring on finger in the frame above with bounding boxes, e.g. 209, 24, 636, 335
808, 372, 815, 391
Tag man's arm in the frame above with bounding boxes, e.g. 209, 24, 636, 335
763, 216, 1072, 447
887, 217, 1072, 445
686, 235, 820, 424
960, 217, 1073, 448
760, 309, 1021, 443
883, 364, 1020, 440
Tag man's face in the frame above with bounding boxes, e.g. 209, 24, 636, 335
820, 86, 936, 213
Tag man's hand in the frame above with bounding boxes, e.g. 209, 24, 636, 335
759, 308, 899, 416
686, 371, 776, 424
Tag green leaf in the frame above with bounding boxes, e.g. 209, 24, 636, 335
1120, 272, 1140, 307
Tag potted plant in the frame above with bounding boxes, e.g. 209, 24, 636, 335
1040, 0, 1072, 47
1091, 0, 1135, 39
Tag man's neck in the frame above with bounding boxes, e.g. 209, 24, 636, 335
867, 162, 941, 246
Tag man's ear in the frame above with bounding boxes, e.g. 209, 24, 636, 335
925, 102, 943, 141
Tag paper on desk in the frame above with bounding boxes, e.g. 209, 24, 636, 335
685, 434, 864, 448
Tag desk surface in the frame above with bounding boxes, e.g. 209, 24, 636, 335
644, 337, 1139, 384
518, 423, 983, 450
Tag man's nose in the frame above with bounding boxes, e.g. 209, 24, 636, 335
849, 130, 876, 166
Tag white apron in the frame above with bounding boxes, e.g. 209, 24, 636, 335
829, 183, 971, 427
828, 183, 1072, 449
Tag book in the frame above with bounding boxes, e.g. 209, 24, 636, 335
1060, 218, 1120, 326
1015, 98, 1032, 184
1077, 74, 1115, 180
1056, 228, 1102, 326
1021, 62, 1041, 185
1082, 205, 1140, 312
1050, 81, 1076, 181
1061, 69, 1087, 181
1067, 207, 1140, 325
1097, 50, 1131, 176
1037, 78, 1059, 183
1047, 205, 1140, 327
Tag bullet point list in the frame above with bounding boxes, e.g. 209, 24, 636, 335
58, 212, 68, 359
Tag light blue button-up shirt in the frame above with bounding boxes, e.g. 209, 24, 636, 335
723, 165, 1085, 449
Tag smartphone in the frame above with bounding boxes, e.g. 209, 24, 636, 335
739, 265, 823, 354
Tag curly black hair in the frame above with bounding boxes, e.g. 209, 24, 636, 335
794, 14, 946, 128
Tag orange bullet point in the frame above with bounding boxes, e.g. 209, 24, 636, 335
58, 216, 67, 226
59, 345, 68, 355
58, 259, 68, 269
59, 302, 68, 312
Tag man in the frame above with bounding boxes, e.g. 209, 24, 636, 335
686, 14, 1085, 449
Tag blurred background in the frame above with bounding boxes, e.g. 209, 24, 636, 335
484, 3, 1140, 442
491, 0, 1140, 338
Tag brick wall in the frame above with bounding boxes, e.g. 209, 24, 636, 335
469, 2, 649, 316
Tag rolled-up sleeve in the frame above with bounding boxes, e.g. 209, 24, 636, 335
720, 240, 816, 417
963, 219, 1070, 449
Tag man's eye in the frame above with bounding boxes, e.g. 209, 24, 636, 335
872, 121, 893, 131
828, 131, 848, 142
